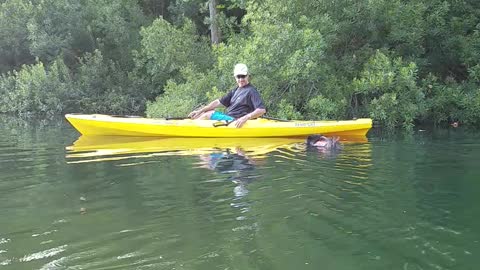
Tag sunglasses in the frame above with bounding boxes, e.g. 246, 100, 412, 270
235, 75, 247, 79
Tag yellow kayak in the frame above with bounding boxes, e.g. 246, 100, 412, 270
65, 114, 372, 138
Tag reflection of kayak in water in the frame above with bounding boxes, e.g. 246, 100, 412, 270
66, 136, 303, 162
65, 114, 372, 137
65, 136, 368, 163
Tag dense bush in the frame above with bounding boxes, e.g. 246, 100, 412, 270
134, 18, 214, 100
0, 51, 144, 115
72, 50, 143, 114
146, 67, 219, 118
0, 60, 72, 116
0, 0, 35, 73
1, 0, 480, 128
422, 76, 480, 126
352, 51, 426, 129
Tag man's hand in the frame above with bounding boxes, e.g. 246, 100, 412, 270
235, 114, 250, 128
188, 110, 201, 119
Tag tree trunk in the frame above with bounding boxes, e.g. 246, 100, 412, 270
160, 0, 165, 17
209, 0, 221, 44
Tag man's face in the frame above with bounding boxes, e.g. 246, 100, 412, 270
235, 74, 249, 87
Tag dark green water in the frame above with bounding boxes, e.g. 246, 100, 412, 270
0, 117, 479, 270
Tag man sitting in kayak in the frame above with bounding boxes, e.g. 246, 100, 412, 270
188, 63, 266, 128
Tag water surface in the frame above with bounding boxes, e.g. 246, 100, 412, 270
0, 117, 479, 269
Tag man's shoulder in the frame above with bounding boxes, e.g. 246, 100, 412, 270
229, 86, 240, 93
222, 87, 238, 97
243, 84, 258, 92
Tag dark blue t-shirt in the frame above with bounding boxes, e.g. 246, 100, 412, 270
219, 84, 265, 119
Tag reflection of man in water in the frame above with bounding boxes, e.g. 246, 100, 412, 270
199, 148, 259, 198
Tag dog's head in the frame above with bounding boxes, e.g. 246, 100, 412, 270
306, 135, 341, 150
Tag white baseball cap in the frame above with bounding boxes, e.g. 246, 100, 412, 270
233, 63, 248, 76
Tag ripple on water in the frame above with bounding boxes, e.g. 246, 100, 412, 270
256, 139, 477, 269
0, 238, 10, 244
1, 123, 480, 270
19, 245, 67, 262
38, 257, 68, 270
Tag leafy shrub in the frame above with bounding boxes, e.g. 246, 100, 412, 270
352, 51, 425, 129
273, 99, 302, 120
369, 93, 400, 129
0, 0, 35, 72
72, 50, 142, 114
0, 59, 72, 115
146, 67, 219, 118
145, 82, 198, 119
0, 73, 16, 113
422, 74, 480, 126
464, 89, 480, 126
305, 95, 346, 120
134, 18, 213, 98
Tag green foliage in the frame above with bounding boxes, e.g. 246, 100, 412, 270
305, 95, 346, 120
1, 0, 147, 71
0, 51, 143, 116
353, 51, 425, 128
422, 75, 480, 126
168, 0, 208, 31
0, 0, 35, 72
385, 1, 427, 57
274, 100, 302, 120
145, 80, 198, 118
468, 64, 480, 83
134, 18, 213, 98
27, 0, 83, 64
146, 67, 218, 118
1, 0, 480, 128
369, 93, 400, 129
0, 73, 17, 113
83, 0, 147, 68
73, 50, 142, 114
0, 59, 72, 115
465, 89, 480, 126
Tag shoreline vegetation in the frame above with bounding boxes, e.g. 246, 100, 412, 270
1, 0, 479, 129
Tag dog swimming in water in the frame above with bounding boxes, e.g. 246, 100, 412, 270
306, 134, 342, 150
